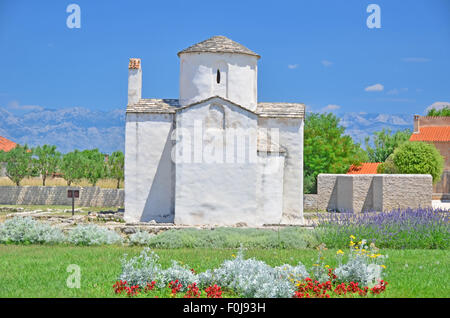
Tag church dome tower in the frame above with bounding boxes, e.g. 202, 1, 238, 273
178, 36, 260, 111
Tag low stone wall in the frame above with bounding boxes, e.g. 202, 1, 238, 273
303, 174, 432, 212
0, 186, 124, 207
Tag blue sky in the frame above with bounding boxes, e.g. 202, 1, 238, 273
0, 0, 449, 115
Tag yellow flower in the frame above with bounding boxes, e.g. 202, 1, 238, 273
381, 265, 386, 269
232, 254, 236, 258
349, 241, 355, 246
336, 249, 344, 255
325, 265, 330, 268
350, 235, 356, 240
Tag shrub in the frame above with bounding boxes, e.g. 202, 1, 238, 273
146, 227, 319, 249
376, 153, 398, 173
119, 248, 162, 287
0, 216, 65, 244
334, 239, 386, 287
393, 141, 444, 184
68, 224, 123, 245
317, 208, 449, 249
427, 106, 450, 116
129, 230, 153, 246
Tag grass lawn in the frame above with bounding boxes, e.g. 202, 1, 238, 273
0, 245, 448, 298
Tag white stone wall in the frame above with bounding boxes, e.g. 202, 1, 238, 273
258, 117, 304, 222
174, 98, 263, 226
124, 113, 175, 223
257, 153, 285, 224
179, 52, 258, 111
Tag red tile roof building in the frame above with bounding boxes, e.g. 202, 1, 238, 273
347, 162, 381, 174
410, 115, 450, 196
0, 136, 17, 152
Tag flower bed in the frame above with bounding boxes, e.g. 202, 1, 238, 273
114, 237, 388, 298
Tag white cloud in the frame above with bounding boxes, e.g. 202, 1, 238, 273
364, 84, 384, 92
402, 57, 431, 63
8, 100, 44, 112
425, 101, 450, 113
321, 104, 341, 112
321, 60, 333, 67
288, 64, 299, 69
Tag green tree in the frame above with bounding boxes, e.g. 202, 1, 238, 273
392, 141, 444, 184
364, 128, 412, 163
61, 150, 85, 186
304, 112, 368, 193
3, 145, 33, 186
81, 149, 106, 186
427, 106, 450, 116
107, 151, 124, 189
32, 145, 61, 186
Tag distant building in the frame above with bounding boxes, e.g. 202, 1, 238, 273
347, 162, 381, 174
0, 136, 17, 177
411, 115, 450, 197
0, 136, 17, 152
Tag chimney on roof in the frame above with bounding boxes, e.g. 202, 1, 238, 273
128, 58, 142, 106
413, 114, 420, 133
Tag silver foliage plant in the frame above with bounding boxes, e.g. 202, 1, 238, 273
68, 224, 123, 245
334, 239, 386, 287
119, 247, 308, 298
128, 230, 153, 246
0, 216, 65, 244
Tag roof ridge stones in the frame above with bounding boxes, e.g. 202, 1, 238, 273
126, 97, 305, 118
177, 35, 260, 59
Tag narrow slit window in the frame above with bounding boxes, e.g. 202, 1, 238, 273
216, 69, 221, 84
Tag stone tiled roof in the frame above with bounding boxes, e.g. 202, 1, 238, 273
256, 102, 305, 118
126, 99, 179, 113
177, 36, 260, 59
127, 98, 305, 118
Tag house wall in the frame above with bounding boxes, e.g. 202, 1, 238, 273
179, 52, 258, 111
174, 98, 262, 225
257, 152, 285, 224
258, 117, 304, 222
124, 113, 175, 223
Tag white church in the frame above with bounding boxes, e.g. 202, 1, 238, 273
124, 36, 305, 226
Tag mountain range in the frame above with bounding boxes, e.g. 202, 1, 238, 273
0, 107, 413, 154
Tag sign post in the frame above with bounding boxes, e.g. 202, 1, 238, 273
67, 190, 80, 216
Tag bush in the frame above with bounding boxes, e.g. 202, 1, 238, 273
376, 153, 398, 173
129, 230, 154, 246
393, 141, 444, 184
68, 224, 123, 245
146, 227, 319, 249
317, 208, 449, 249
0, 216, 65, 244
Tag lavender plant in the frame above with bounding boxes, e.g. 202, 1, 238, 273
317, 208, 449, 249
